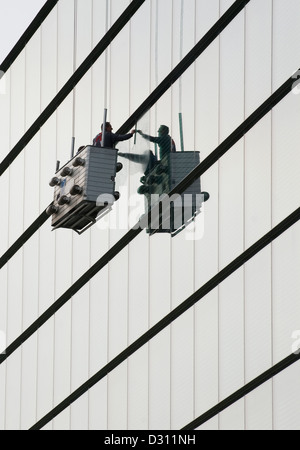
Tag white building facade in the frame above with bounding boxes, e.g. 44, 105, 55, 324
0, 0, 300, 430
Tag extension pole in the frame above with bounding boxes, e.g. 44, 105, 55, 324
179, 112, 184, 152
70, 137, 75, 159
102, 108, 107, 147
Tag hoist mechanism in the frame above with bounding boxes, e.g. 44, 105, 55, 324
46, 145, 122, 234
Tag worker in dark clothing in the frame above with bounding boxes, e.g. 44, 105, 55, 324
137, 125, 176, 160
93, 122, 135, 148
118, 125, 176, 193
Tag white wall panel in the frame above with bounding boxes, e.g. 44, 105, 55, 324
149, 0, 157, 94
221, 0, 236, 13
4, 352, 21, 429
244, 248, 272, 406
127, 233, 149, 429
54, 0, 92, 430
91, 0, 111, 140
110, 0, 129, 22
9, 56, 25, 151
23, 136, 41, 229
194, 291, 219, 430
149, 235, 171, 430
0, 172, 9, 260
242, 1, 273, 428
5, 254, 23, 429
218, 271, 245, 430
107, 362, 127, 430
272, 95, 300, 226
127, 349, 149, 430
196, 0, 220, 40
272, 0, 300, 89
25, 33, 42, 129
0, 81, 10, 443
52, 298, 72, 430
170, 233, 194, 429
0, 263, 7, 429
103, 2, 131, 430
56, 0, 75, 160
245, 382, 273, 430
245, 0, 272, 116
20, 233, 39, 429
107, 249, 128, 429
70, 286, 90, 430
4, 48, 26, 430
171, 0, 182, 70
21, 33, 42, 432
8, 54, 25, 245
88, 2, 111, 428
244, 117, 272, 245
129, 1, 151, 113
155, 0, 173, 86
218, 1, 245, 430
272, 224, 300, 362
7, 153, 25, 246
273, 363, 300, 430
57, 0, 75, 91
0, 64, 10, 289
192, 0, 220, 429
109, 5, 130, 129
170, 0, 197, 138
220, 398, 244, 430
36, 207, 56, 430
70, 234, 91, 430
244, 236, 274, 428
194, 111, 219, 432
40, 7, 58, 112
36, 320, 54, 430
0, 71, 10, 161
194, 41, 220, 160
36, 8, 58, 422
49, 0, 76, 430
75, 0, 92, 70
88, 260, 109, 430
74, 66, 92, 144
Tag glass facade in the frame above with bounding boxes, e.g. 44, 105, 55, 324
0, 0, 300, 430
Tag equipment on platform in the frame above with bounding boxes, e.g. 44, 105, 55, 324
47, 145, 122, 234
137, 151, 209, 236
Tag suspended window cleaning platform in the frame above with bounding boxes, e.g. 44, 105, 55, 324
46, 145, 122, 234
137, 151, 209, 237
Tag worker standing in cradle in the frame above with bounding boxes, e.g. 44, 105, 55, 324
93, 122, 135, 148
137, 124, 176, 160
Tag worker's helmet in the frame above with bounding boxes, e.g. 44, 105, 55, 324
158, 125, 169, 135
101, 122, 112, 130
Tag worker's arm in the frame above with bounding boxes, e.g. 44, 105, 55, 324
137, 130, 159, 144
112, 131, 135, 144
